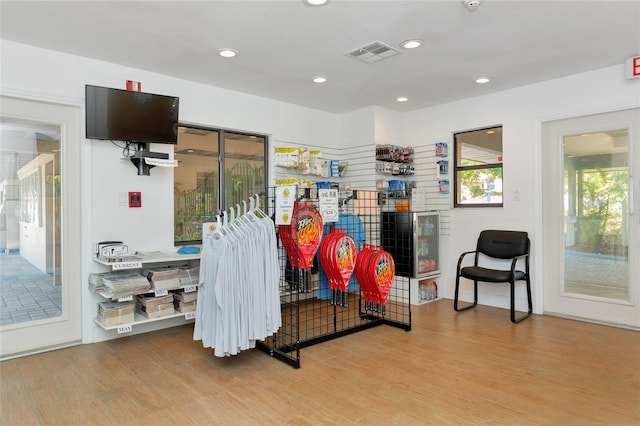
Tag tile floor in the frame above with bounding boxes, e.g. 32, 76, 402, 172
0, 254, 62, 326
564, 249, 629, 300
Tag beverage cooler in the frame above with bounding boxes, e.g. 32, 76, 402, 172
381, 211, 440, 278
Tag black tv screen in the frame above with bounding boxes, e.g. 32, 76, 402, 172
85, 85, 179, 144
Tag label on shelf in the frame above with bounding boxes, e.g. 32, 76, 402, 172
117, 295, 134, 302
117, 324, 133, 334
185, 311, 196, 320
183, 285, 197, 293
112, 261, 143, 270
154, 289, 169, 297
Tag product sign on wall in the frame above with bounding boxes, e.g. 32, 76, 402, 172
318, 188, 339, 223
275, 185, 296, 225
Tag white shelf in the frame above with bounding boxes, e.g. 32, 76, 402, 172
96, 284, 198, 301
94, 310, 196, 332
94, 251, 200, 270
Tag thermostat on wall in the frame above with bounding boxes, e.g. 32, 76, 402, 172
129, 192, 142, 208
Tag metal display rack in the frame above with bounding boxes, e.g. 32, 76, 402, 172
256, 187, 412, 368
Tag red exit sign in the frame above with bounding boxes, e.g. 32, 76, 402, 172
626, 55, 640, 79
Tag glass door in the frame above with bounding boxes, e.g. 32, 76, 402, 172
542, 108, 639, 328
1, 96, 83, 359
563, 130, 629, 300
415, 212, 440, 277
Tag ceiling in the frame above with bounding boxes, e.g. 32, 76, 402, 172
1, 0, 639, 114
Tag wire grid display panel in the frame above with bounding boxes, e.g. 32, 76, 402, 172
258, 187, 411, 368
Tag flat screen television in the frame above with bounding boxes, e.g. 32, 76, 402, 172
85, 85, 179, 144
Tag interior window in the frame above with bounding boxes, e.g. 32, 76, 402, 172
174, 126, 267, 244
454, 126, 503, 207
223, 132, 266, 208
174, 127, 219, 244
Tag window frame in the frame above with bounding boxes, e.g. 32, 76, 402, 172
453, 125, 504, 208
174, 123, 268, 245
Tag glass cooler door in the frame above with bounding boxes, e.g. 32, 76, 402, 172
414, 212, 440, 278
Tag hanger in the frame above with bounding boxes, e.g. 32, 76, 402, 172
253, 193, 266, 218
229, 204, 255, 247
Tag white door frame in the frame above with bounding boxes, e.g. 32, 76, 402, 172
541, 107, 639, 329
0, 94, 84, 359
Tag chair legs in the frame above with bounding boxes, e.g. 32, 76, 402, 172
453, 275, 477, 312
455, 276, 533, 323
509, 277, 533, 323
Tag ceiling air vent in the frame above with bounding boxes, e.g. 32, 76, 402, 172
345, 40, 401, 64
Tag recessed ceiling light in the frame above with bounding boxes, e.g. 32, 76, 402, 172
397, 97, 409, 102
401, 40, 422, 49
313, 76, 327, 83
303, 0, 330, 6
486, 130, 495, 134
475, 77, 490, 84
218, 48, 237, 58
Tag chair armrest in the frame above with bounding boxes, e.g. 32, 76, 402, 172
457, 250, 478, 273
509, 253, 529, 274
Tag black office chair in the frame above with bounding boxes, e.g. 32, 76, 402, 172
454, 230, 532, 323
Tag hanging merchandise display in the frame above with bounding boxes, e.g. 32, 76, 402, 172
319, 229, 357, 307
194, 194, 282, 358
316, 212, 365, 300
278, 202, 324, 292
259, 187, 412, 369
355, 244, 396, 313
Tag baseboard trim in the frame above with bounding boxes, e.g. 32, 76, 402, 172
543, 311, 640, 331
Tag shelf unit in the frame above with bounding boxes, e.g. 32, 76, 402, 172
91, 251, 200, 334
93, 310, 197, 332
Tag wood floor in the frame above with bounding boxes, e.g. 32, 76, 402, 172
1, 299, 638, 425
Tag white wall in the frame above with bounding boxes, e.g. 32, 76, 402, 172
1, 40, 341, 343
373, 107, 404, 146
400, 65, 640, 313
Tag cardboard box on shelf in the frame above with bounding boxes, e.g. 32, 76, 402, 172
136, 302, 175, 319
136, 294, 175, 319
144, 267, 181, 291
173, 290, 197, 304
174, 300, 196, 313
97, 301, 135, 327
178, 266, 199, 286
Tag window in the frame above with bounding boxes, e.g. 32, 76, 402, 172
454, 126, 503, 207
223, 132, 267, 209
174, 125, 267, 244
